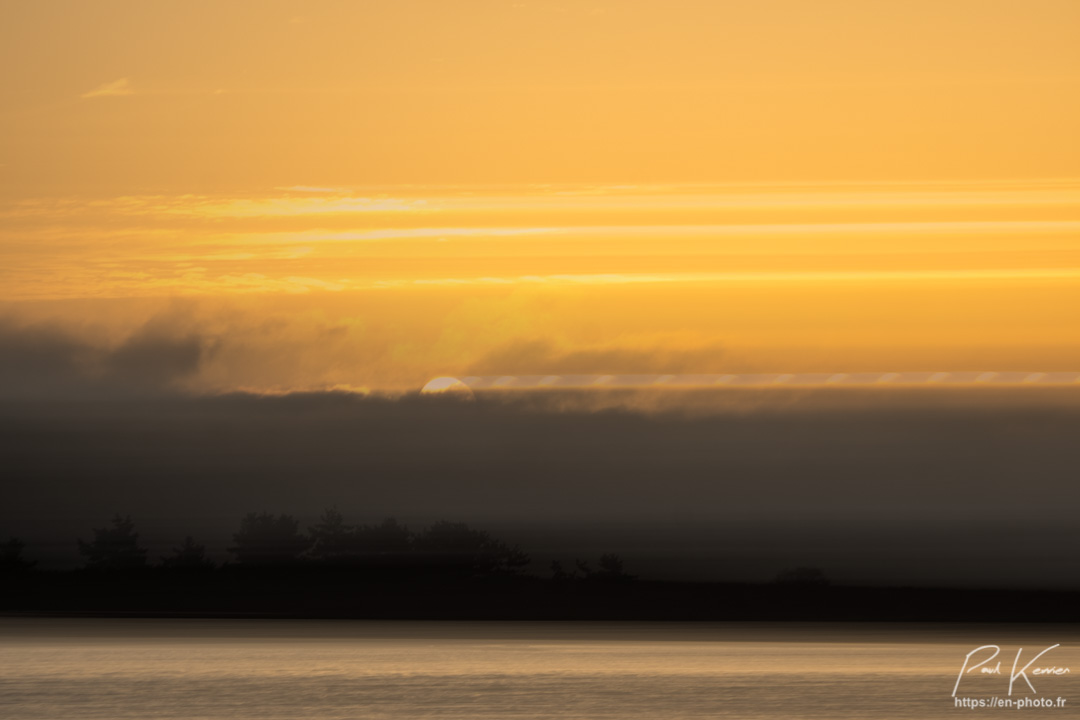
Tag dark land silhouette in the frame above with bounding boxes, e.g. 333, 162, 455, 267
3, 512, 1080, 622
6, 389, 1080, 591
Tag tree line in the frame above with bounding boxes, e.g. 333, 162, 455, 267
2, 513, 832, 585
2, 510, 637, 582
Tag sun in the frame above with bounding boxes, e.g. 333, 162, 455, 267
420, 377, 474, 398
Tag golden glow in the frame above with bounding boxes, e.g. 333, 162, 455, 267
2, 3, 1079, 393
5, 181, 1080, 300
433, 373, 1080, 390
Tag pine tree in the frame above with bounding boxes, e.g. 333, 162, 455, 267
77, 515, 148, 570
229, 512, 309, 565
161, 536, 215, 570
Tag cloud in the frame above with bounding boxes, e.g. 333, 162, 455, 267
80, 78, 135, 99
275, 186, 346, 193
4, 387, 1080, 586
467, 339, 731, 376
0, 318, 209, 398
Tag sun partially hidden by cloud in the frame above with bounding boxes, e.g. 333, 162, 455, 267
80, 78, 134, 100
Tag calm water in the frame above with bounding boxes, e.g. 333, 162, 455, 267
2, 620, 1078, 719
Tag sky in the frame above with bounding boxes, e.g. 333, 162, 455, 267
2, 2, 1080, 584
2, 1, 1080, 393
3, 1, 1079, 193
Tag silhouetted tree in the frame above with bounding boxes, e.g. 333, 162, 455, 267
357, 517, 412, 555
0, 537, 35, 574
775, 566, 830, 587
307, 507, 357, 562
565, 554, 635, 583
551, 560, 575, 581
77, 515, 148, 570
308, 512, 416, 564
415, 521, 530, 577
594, 553, 635, 582
599, 553, 624, 575
229, 512, 309, 566
161, 536, 215, 570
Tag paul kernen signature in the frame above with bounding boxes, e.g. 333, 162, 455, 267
953, 644, 1071, 697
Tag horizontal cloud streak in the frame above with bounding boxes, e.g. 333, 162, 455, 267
442, 372, 1080, 391
3, 180, 1080, 301
80, 78, 134, 99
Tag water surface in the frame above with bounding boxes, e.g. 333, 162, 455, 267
2, 620, 1077, 719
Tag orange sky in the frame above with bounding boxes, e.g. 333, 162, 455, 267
1, 2, 1079, 392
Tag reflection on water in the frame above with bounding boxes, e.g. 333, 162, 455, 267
1, 620, 1077, 719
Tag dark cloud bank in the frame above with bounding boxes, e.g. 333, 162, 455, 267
3, 384, 1080, 588
3, 316, 1079, 587
0, 317, 207, 399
